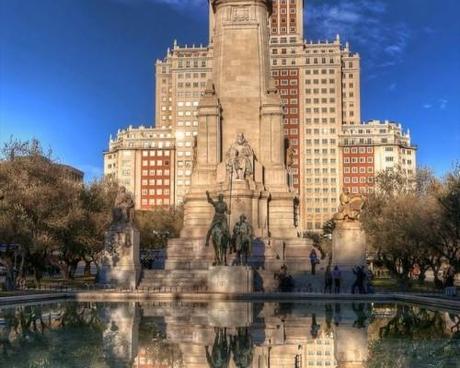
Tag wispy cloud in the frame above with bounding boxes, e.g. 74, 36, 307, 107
423, 99, 448, 110
113, 0, 206, 10
423, 26, 437, 35
306, 0, 411, 68
439, 98, 448, 110
151, 0, 204, 7
388, 83, 397, 92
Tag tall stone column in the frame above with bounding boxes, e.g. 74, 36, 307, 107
211, 0, 272, 157
179, 81, 222, 239
261, 83, 298, 239
196, 81, 222, 173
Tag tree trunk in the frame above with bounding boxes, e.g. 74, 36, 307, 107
84, 260, 91, 277
0, 258, 16, 291
434, 274, 443, 289
94, 262, 101, 283
33, 268, 42, 288
47, 256, 70, 280
5, 269, 17, 291
69, 261, 80, 279
61, 264, 71, 280
399, 277, 411, 292
417, 270, 427, 284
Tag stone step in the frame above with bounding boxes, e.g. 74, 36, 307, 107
142, 270, 208, 276
139, 269, 208, 290
142, 274, 206, 280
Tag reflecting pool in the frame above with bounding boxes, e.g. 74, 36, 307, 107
0, 301, 459, 367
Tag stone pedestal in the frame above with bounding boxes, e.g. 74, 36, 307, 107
332, 221, 367, 292
100, 225, 141, 289
208, 266, 254, 293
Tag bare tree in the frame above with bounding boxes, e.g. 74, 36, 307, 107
361, 168, 444, 290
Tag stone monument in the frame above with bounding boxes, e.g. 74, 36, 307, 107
205, 192, 254, 293
165, 0, 313, 290
332, 192, 367, 292
100, 186, 141, 289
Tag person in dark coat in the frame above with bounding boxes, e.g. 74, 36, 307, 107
309, 249, 319, 275
324, 265, 333, 293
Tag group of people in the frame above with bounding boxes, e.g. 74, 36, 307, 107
351, 265, 373, 294
323, 264, 373, 294
274, 264, 295, 292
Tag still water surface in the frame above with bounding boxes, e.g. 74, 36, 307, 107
0, 301, 459, 368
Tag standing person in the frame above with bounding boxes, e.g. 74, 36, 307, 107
445, 266, 456, 297
324, 265, 333, 294
449, 266, 457, 297
333, 265, 341, 294
366, 268, 374, 294
274, 264, 294, 292
352, 266, 366, 294
309, 249, 319, 275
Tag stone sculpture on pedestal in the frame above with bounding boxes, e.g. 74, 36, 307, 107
333, 192, 365, 222
226, 133, 254, 181
332, 192, 367, 292
205, 191, 254, 292
205, 191, 231, 266
231, 214, 254, 266
100, 186, 141, 289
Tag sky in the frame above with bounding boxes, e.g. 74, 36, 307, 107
1, 0, 459, 181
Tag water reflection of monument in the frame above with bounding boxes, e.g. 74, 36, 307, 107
102, 303, 140, 368
4, 301, 458, 368
131, 302, 369, 368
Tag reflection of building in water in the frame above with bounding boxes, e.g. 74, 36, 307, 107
334, 327, 367, 368
305, 332, 336, 367
133, 347, 183, 368
2, 302, 459, 368
132, 302, 370, 368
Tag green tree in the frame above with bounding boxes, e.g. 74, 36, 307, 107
304, 219, 335, 260
80, 180, 118, 276
0, 138, 67, 285
135, 206, 184, 250
0, 138, 117, 286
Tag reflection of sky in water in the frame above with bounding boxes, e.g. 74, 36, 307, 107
0, 301, 459, 368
